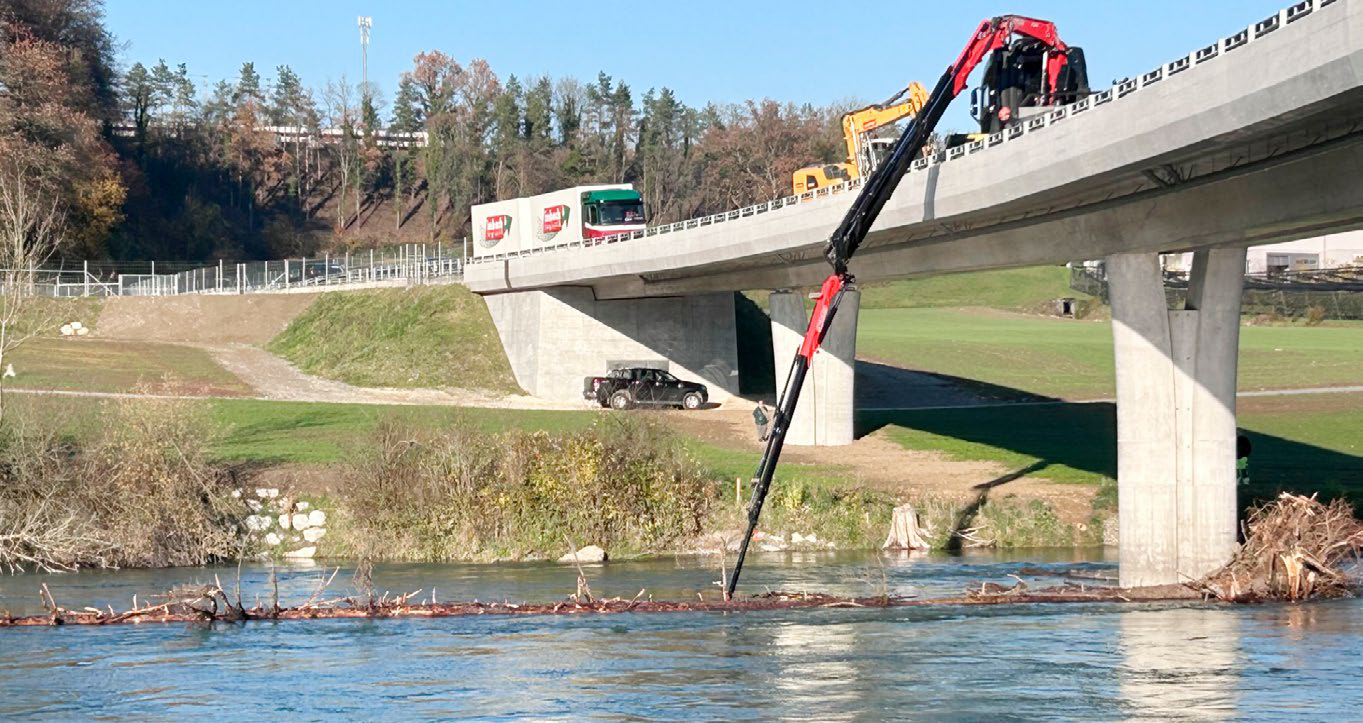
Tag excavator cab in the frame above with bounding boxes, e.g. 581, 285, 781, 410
794, 163, 853, 194
972, 40, 1088, 134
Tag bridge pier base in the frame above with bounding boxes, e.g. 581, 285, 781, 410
483, 287, 739, 403
769, 288, 859, 446
1107, 249, 1246, 588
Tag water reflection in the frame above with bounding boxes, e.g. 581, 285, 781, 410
1119, 608, 1240, 719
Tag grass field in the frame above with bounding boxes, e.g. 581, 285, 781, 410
268, 284, 521, 394
858, 308, 1363, 399
7, 337, 252, 396
858, 265, 1095, 311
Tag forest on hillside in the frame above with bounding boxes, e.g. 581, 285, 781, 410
1, 0, 863, 263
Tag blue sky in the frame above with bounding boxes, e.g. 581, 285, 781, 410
105, 0, 1292, 130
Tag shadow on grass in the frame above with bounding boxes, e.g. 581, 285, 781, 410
858, 400, 1363, 508
945, 460, 1051, 552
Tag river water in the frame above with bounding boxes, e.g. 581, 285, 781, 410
1, 550, 1360, 720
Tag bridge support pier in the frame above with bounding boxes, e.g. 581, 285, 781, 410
769, 288, 859, 446
483, 287, 739, 403
1107, 249, 1246, 588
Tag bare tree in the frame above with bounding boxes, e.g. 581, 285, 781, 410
322, 77, 361, 233
0, 161, 65, 425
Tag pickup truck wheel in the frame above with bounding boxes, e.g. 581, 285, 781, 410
610, 391, 633, 410
682, 392, 703, 410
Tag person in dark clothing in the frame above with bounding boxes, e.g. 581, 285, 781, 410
752, 402, 772, 442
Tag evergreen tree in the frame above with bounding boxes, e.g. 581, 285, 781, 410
233, 62, 262, 105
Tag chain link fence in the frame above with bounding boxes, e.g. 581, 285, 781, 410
1070, 262, 1363, 319
12, 242, 466, 298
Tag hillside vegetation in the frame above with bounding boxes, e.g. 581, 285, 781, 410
268, 285, 520, 394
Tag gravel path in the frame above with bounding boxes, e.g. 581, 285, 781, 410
200, 343, 585, 409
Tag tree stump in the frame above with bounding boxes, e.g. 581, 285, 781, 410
883, 504, 931, 550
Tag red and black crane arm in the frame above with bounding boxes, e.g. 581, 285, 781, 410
726, 15, 1069, 598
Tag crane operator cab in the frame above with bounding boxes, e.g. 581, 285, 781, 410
970, 39, 1089, 134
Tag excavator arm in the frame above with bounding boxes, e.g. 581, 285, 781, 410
727, 15, 1072, 598
841, 82, 931, 178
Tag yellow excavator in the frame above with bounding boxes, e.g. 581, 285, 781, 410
792, 81, 930, 194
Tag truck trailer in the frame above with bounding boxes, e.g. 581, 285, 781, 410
470, 184, 646, 258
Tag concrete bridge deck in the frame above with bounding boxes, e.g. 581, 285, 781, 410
467, 0, 1363, 300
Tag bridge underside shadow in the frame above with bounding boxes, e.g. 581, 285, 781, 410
857, 399, 1363, 526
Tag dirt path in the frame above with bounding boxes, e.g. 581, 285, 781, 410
96, 294, 321, 344
201, 343, 583, 409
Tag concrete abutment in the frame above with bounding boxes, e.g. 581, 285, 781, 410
1108, 249, 1246, 588
482, 287, 740, 404
769, 289, 859, 446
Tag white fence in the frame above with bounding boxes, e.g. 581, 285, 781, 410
25, 242, 465, 298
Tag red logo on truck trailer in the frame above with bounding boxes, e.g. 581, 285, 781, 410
538, 204, 570, 241
480, 214, 511, 248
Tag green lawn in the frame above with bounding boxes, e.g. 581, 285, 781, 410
7, 337, 252, 396
859, 265, 1093, 311
858, 308, 1363, 399
268, 284, 521, 394
208, 398, 596, 463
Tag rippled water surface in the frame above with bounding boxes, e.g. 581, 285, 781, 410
2, 550, 1360, 720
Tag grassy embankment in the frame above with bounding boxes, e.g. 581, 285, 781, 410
267, 284, 521, 394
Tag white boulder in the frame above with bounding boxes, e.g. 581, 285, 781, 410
264, 532, 282, 546
291, 513, 311, 531
307, 509, 327, 527
303, 527, 326, 543
295, 501, 310, 511
284, 546, 316, 559
558, 545, 607, 564
278, 514, 291, 531
244, 515, 270, 532
256, 488, 270, 499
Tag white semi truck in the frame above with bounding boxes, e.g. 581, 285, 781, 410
470, 184, 646, 258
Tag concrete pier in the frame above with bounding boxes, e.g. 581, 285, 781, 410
483, 287, 739, 403
769, 289, 859, 446
1108, 249, 1246, 587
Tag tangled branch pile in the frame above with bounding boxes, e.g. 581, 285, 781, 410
1199, 493, 1363, 602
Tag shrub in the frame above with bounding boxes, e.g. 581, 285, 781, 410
0, 397, 247, 573
341, 416, 714, 561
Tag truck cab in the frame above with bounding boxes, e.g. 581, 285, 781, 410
581, 189, 646, 240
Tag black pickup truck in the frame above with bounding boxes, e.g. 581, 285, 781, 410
583, 368, 709, 410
